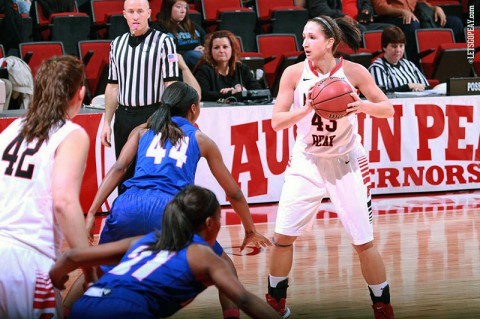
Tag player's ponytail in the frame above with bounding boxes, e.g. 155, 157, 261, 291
147, 82, 199, 147
150, 185, 220, 252
310, 16, 361, 54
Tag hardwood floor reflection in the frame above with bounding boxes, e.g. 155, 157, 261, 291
171, 191, 480, 319
66, 191, 480, 318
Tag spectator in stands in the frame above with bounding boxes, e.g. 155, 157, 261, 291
152, 0, 205, 70
307, 0, 392, 32
369, 26, 429, 92
194, 30, 262, 102
371, 0, 464, 64
13, 0, 31, 14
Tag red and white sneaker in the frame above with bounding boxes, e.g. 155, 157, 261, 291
265, 294, 291, 318
372, 302, 394, 319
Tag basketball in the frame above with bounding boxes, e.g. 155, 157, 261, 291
309, 77, 354, 120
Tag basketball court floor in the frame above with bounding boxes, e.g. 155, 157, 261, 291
71, 189, 480, 319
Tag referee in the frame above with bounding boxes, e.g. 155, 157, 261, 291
368, 26, 429, 93
101, 0, 181, 191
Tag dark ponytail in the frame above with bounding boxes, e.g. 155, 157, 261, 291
149, 185, 220, 252
310, 15, 361, 54
147, 82, 199, 147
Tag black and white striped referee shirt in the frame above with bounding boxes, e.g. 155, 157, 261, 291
368, 57, 429, 92
108, 29, 179, 107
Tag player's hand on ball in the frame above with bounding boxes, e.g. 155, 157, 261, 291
347, 92, 362, 114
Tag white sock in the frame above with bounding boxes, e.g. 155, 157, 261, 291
269, 274, 288, 288
369, 282, 388, 297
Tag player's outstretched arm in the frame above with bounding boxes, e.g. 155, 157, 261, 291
49, 236, 140, 290
85, 126, 145, 234
188, 245, 281, 319
197, 131, 271, 250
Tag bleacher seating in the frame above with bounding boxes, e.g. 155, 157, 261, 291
0, 0, 468, 98
50, 13, 91, 56
78, 40, 111, 97
19, 41, 65, 78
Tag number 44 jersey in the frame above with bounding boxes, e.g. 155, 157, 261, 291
0, 118, 86, 259
122, 116, 201, 195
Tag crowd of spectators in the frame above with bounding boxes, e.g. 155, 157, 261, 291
0, 0, 473, 104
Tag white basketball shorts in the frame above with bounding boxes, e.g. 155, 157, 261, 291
0, 238, 62, 319
274, 146, 374, 245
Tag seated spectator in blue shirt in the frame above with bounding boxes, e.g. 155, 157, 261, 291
369, 26, 429, 92
153, 0, 205, 70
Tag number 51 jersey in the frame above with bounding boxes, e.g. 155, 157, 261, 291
0, 118, 85, 260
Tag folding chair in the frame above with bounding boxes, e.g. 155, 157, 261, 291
19, 41, 65, 78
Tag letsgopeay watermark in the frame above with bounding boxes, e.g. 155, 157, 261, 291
466, 2, 475, 64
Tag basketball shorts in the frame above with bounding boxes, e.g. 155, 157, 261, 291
99, 187, 174, 273
0, 238, 62, 318
275, 147, 374, 245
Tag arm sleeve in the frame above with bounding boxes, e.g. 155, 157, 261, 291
308, 0, 344, 18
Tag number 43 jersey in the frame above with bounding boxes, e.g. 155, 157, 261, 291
0, 118, 85, 260
123, 116, 201, 195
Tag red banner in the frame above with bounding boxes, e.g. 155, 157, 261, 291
1, 95, 479, 208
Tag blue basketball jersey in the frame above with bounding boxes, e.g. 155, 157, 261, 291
122, 116, 201, 195
71, 232, 223, 318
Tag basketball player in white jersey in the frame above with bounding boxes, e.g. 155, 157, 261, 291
0, 55, 95, 318
265, 16, 395, 319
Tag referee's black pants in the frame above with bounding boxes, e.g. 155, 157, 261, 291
114, 104, 159, 194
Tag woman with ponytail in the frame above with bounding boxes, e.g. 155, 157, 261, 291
50, 185, 281, 319
85, 82, 270, 271
265, 16, 395, 318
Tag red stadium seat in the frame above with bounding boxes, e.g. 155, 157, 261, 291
78, 40, 111, 96
415, 28, 455, 79
256, 33, 302, 95
91, 0, 125, 38
19, 41, 65, 78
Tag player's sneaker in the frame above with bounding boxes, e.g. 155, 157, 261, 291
266, 294, 291, 318
372, 302, 394, 319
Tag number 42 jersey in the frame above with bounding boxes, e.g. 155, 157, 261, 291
0, 118, 85, 260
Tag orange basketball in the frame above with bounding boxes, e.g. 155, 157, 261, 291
309, 77, 354, 120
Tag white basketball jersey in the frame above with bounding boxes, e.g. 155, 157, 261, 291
293, 58, 362, 157
0, 118, 85, 260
